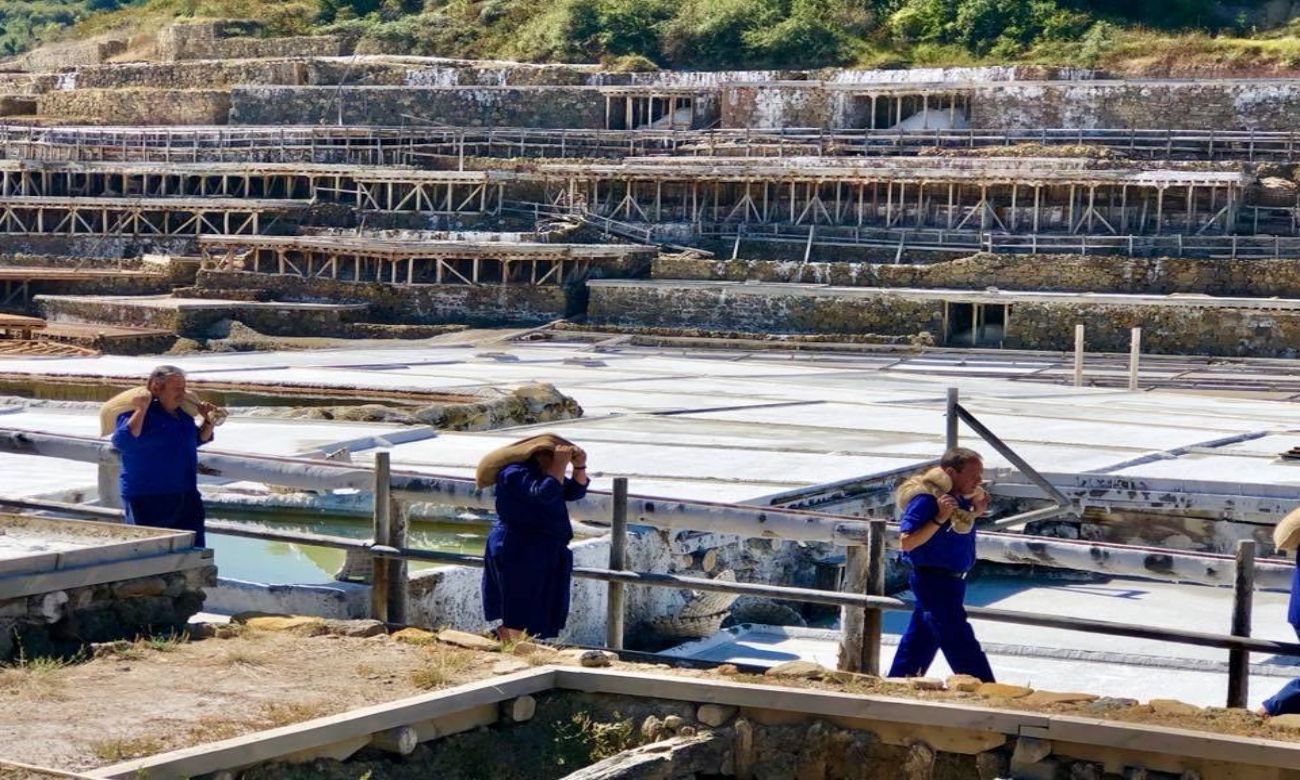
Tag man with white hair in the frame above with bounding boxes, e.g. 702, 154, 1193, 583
111, 365, 217, 546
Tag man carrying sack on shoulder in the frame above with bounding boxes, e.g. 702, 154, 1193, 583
102, 365, 223, 546
888, 446, 995, 682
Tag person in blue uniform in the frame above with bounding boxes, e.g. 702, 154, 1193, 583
111, 365, 217, 546
1260, 511, 1300, 716
888, 447, 995, 682
477, 434, 589, 642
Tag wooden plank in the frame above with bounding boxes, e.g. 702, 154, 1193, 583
0, 549, 211, 601
408, 702, 498, 742
551, 669, 1049, 735
89, 669, 557, 779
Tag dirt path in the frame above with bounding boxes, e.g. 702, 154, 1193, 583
2, 622, 1298, 775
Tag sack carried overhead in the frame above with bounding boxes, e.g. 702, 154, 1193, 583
894, 466, 985, 534
98, 386, 228, 437
475, 433, 585, 489
1275, 507, 1300, 553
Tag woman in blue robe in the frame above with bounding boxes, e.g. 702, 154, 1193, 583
478, 434, 588, 641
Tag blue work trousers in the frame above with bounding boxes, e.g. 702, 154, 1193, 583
124, 490, 206, 547
1265, 679, 1300, 716
889, 569, 995, 682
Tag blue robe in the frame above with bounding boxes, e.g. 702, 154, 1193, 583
481, 462, 587, 638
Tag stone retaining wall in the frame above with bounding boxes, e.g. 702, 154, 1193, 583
654, 253, 1300, 297
229, 86, 607, 127
588, 280, 942, 337
590, 279, 1300, 357
721, 80, 1300, 131
70, 60, 308, 90
157, 22, 348, 62
1, 566, 216, 660
38, 88, 232, 125
198, 270, 573, 325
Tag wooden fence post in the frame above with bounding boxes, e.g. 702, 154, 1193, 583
1227, 539, 1256, 708
606, 477, 629, 649
387, 497, 409, 626
370, 451, 391, 623
838, 520, 886, 674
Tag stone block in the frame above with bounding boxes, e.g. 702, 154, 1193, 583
113, 577, 167, 599
1146, 698, 1201, 716
1012, 736, 1053, 765
435, 629, 499, 652
765, 660, 829, 680
391, 627, 436, 645
697, 704, 738, 727
242, 616, 328, 635
321, 619, 386, 638
977, 682, 1034, 699
1020, 690, 1099, 706
502, 695, 536, 722
578, 649, 616, 668
946, 674, 983, 692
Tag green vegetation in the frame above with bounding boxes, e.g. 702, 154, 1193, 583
4, 0, 1298, 72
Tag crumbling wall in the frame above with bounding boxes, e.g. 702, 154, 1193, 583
157, 22, 348, 62
197, 270, 571, 325
71, 60, 307, 90
229, 86, 607, 127
653, 253, 1300, 297
970, 80, 1300, 131
721, 80, 1300, 130
0, 566, 215, 661
16, 38, 127, 73
1005, 301, 1300, 357
588, 280, 943, 337
38, 88, 232, 125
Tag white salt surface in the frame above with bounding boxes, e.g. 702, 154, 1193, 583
0, 532, 88, 560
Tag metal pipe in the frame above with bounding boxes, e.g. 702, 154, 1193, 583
955, 404, 1073, 508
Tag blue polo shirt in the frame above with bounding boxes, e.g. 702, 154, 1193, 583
493, 462, 587, 541
111, 401, 210, 499
899, 493, 977, 573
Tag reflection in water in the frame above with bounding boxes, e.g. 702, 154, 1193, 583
207, 508, 488, 585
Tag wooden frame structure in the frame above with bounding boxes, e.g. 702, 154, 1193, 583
11, 122, 1300, 163
197, 235, 647, 286
0, 196, 300, 236
540, 158, 1250, 236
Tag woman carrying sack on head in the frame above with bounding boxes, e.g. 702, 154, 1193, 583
476, 433, 589, 642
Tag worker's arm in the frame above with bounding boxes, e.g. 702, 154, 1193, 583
112, 394, 151, 449
898, 494, 958, 552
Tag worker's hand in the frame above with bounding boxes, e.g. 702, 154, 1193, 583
131, 393, 151, 413
553, 445, 575, 468
971, 490, 990, 516
195, 401, 217, 421
571, 447, 587, 468
936, 494, 958, 523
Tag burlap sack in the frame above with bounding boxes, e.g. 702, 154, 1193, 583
98, 386, 227, 436
894, 466, 984, 533
475, 433, 584, 489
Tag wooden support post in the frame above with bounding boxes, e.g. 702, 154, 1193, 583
945, 387, 959, 450
388, 497, 409, 625
606, 477, 629, 650
838, 544, 868, 673
1073, 324, 1085, 388
1227, 539, 1256, 708
1128, 327, 1142, 391
370, 451, 391, 623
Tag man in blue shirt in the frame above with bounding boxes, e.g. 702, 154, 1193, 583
111, 365, 216, 546
888, 447, 995, 682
